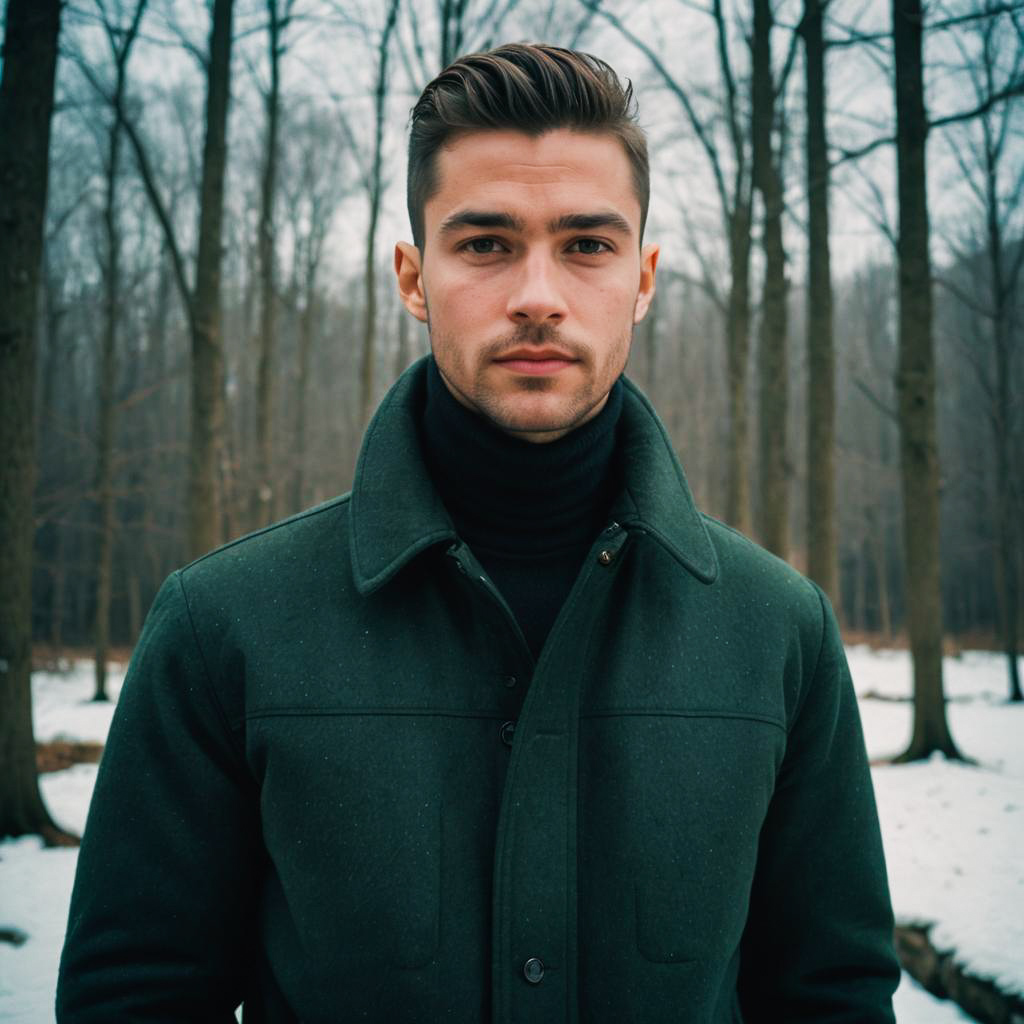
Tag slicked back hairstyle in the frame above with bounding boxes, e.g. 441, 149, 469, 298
407, 43, 649, 249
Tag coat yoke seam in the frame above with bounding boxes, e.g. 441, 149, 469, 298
180, 495, 351, 573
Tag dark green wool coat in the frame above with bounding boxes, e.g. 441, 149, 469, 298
57, 358, 899, 1023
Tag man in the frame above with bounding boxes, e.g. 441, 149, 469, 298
58, 44, 899, 1022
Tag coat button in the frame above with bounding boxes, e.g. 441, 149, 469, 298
597, 549, 615, 566
523, 957, 545, 984
504, 675, 517, 688
500, 721, 516, 747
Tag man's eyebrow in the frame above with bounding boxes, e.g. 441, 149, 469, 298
548, 212, 633, 236
438, 210, 525, 234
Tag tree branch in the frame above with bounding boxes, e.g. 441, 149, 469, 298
930, 76, 1024, 131
582, 0, 732, 219
853, 376, 898, 423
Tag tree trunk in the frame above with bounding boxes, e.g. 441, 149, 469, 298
293, 286, 315, 512
359, 0, 401, 430
360, 205, 380, 430
189, 0, 235, 559
93, 199, 117, 702
92, 18, 140, 702
725, 203, 753, 536
993, 321, 1022, 704
254, 0, 283, 530
803, 0, 838, 604
875, 528, 893, 643
892, 0, 961, 761
752, 0, 790, 560
981, 93, 1023, 701
128, 569, 142, 647
854, 539, 867, 633
0, 0, 73, 844
51, 525, 66, 653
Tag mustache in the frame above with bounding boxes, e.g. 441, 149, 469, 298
481, 325, 588, 361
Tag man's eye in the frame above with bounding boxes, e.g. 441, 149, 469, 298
465, 238, 504, 254
570, 238, 608, 255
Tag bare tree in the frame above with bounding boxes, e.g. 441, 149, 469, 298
0, 0, 72, 843
892, 0, 961, 761
802, 0, 838, 605
752, 0, 795, 560
84, 0, 148, 703
359, 0, 401, 429
252, 0, 297, 529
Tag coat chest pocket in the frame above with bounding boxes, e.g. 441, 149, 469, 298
252, 713, 443, 971
580, 713, 784, 966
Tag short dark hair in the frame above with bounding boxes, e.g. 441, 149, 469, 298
407, 43, 649, 250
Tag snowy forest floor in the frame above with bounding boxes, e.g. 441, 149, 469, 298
1, 648, 1022, 1022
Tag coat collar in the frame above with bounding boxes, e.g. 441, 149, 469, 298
612, 377, 719, 584
350, 357, 719, 594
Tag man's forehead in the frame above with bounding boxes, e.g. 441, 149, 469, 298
435, 127, 631, 173
425, 128, 641, 231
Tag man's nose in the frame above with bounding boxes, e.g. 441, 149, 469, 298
505, 252, 568, 326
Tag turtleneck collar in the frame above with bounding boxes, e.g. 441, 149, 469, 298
419, 356, 623, 557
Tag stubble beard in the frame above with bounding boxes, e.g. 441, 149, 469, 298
430, 320, 633, 441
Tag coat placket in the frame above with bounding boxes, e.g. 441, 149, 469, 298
448, 524, 632, 1024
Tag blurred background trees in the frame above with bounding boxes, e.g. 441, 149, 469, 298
2, 0, 1023, 834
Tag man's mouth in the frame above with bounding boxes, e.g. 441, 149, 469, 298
494, 348, 579, 375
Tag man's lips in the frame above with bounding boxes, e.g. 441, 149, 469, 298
494, 349, 579, 375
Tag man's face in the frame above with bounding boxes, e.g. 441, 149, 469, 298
395, 129, 658, 442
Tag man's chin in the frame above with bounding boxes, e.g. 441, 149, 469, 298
480, 396, 605, 443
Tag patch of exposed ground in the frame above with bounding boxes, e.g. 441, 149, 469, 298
35, 741, 103, 774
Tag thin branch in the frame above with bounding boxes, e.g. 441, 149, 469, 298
775, 13, 802, 103
712, 0, 744, 173
832, 75, 1024, 169
934, 273, 997, 321
832, 132, 894, 167
929, 2, 1024, 33
930, 76, 1024, 131
853, 377, 898, 422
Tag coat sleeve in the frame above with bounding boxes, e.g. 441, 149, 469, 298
737, 583, 900, 1022
56, 572, 259, 1022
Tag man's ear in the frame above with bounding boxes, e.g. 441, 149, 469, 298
394, 242, 428, 323
633, 243, 660, 323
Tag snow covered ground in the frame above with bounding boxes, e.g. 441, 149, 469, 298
848, 646, 1024, 1006
2, 649, 1021, 1022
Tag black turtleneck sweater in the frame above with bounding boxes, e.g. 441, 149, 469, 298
420, 357, 623, 660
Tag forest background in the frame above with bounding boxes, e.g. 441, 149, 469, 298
0, 0, 1022, 842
